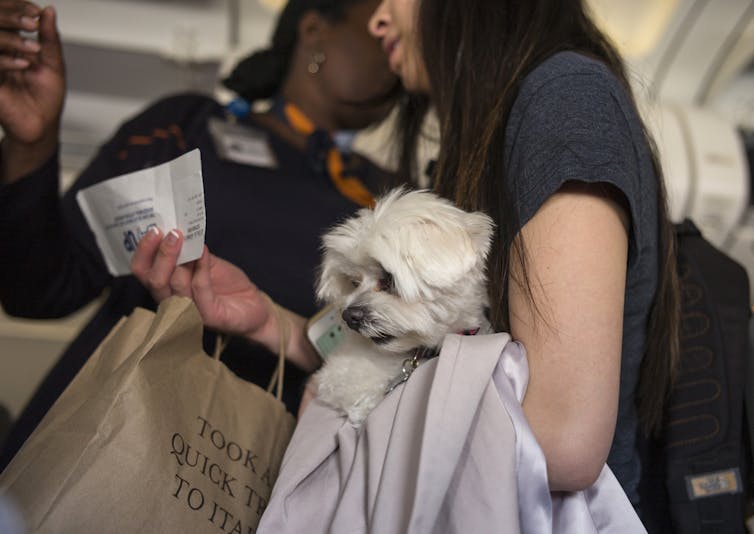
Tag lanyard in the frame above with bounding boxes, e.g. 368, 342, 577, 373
282, 103, 376, 208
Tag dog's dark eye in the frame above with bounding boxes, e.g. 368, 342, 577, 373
378, 272, 394, 293
348, 277, 360, 288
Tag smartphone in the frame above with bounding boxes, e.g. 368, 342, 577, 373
306, 304, 346, 360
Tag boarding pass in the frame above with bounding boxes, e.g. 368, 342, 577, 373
76, 149, 206, 276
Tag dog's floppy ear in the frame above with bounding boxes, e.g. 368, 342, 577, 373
316, 248, 346, 304
370, 190, 495, 298
316, 208, 372, 303
402, 211, 494, 292
461, 209, 495, 263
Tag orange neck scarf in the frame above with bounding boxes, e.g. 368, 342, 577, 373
283, 103, 375, 208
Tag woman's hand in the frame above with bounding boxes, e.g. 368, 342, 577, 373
0, 2, 65, 183
131, 229, 321, 372
131, 228, 272, 339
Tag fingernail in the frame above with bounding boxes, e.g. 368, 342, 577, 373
20, 16, 37, 29
164, 229, 180, 246
147, 226, 161, 239
23, 39, 40, 52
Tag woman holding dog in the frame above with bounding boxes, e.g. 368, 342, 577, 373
0, 0, 413, 470
366, 0, 680, 517
127, 0, 676, 525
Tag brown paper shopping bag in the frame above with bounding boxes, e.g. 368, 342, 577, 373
0, 296, 296, 533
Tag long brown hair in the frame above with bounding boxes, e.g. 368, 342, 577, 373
415, 0, 679, 435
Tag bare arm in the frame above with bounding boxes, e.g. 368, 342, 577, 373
510, 181, 629, 491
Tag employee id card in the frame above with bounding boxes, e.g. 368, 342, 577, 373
76, 149, 206, 276
207, 116, 278, 169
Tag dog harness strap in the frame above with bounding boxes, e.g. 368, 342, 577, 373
283, 103, 376, 208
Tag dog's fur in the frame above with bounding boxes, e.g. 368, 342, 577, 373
313, 188, 495, 426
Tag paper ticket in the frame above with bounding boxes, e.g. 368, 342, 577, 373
76, 149, 206, 276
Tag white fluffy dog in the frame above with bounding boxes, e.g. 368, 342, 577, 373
313, 188, 495, 426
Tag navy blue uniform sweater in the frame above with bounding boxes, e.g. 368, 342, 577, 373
0, 92, 394, 469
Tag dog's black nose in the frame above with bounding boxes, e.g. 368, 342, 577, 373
342, 306, 366, 331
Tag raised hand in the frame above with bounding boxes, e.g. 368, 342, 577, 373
0, 2, 65, 182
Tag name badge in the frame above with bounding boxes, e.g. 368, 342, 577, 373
208, 116, 278, 169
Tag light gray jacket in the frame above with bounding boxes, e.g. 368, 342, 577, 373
258, 333, 645, 533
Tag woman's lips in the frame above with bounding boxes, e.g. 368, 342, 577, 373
383, 38, 399, 71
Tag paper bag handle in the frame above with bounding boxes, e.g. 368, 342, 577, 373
212, 334, 228, 361
263, 294, 288, 402
209, 294, 287, 402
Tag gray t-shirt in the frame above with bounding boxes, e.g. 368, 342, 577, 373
504, 51, 659, 504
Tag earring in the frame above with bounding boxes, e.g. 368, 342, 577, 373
308, 51, 326, 74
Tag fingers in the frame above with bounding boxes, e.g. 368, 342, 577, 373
131, 227, 163, 298
0, 1, 41, 69
150, 229, 184, 299
0, 32, 39, 69
131, 228, 186, 302
168, 264, 194, 298
0, 1, 41, 30
191, 246, 215, 314
36, 5, 62, 71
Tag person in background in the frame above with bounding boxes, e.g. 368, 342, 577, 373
0, 0, 416, 471
129, 0, 680, 524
